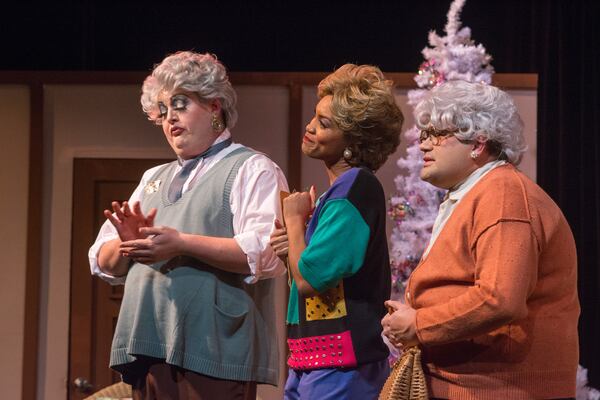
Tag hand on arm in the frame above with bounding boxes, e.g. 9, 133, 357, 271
229, 156, 290, 280
284, 188, 317, 296
97, 201, 156, 277
269, 219, 289, 262
381, 300, 419, 349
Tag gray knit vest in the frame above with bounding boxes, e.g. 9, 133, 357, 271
110, 147, 279, 385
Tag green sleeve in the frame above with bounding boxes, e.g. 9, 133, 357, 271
286, 281, 299, 324
298, 199, 370, 293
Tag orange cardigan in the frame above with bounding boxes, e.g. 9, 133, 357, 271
406, 164, 580, 399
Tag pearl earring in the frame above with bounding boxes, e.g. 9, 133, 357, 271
470, 150, 479, 159
343, 148, 353, 160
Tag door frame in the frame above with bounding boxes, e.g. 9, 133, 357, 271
68, 158, 170, 399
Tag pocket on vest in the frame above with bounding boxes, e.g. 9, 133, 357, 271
213, 283, 251, 335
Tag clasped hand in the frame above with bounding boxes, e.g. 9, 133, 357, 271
119, 226, 183, 265
381, 300, 419, 349
105, 200, 183, 264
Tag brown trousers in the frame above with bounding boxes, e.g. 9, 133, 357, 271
130, 360, 257, 400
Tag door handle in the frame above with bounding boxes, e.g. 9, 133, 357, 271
73, 377, 94, 393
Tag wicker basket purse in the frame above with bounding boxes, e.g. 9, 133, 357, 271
378, 346, 428, 400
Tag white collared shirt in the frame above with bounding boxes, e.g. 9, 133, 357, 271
88, 130, 289, 284
422, 160, 507, 259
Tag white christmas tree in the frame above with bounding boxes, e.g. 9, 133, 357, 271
388, 1, 599, 395
388, 0, 492, 297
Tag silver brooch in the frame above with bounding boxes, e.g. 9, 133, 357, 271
144, 179, 161, 194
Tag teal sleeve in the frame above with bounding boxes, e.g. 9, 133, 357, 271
298, 199, 370, 293
286, 281, 299, 324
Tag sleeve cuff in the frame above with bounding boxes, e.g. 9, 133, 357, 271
95, 270, 127, 286
414, 308, 428, 346
88, 233, 127, 285
298, 258, 326, 293
234, 230, 286, 284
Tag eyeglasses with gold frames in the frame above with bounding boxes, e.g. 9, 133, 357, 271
418, 127, 460, 145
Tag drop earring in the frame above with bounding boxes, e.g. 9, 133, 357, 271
211, 112, 225, 133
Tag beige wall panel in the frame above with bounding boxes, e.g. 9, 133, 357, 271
511, 90, 538, 181
234, 85, 289, 176
0, 85, 30, 400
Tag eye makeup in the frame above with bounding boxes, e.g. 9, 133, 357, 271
156, 94, 192, 119
170, 94, 190, 111
157, 102, 168, 119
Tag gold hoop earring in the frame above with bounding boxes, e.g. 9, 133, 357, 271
211, 112, 225, 133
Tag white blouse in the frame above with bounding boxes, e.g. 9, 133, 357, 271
88, 130, 289, 284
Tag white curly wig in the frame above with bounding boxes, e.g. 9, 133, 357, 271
414, 80, 526, 165
140, 51, 238, 129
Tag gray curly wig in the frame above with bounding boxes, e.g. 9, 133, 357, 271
140, 51, 238, 128
414, 80, 526, 165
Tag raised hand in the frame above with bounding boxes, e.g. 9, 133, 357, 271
283, 190, 313, 226
104, 201, 157, 242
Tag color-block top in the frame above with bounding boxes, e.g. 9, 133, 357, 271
286, 167, 390, 370
407, 164, 580, 399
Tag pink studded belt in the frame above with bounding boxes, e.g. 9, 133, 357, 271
287, 330, 358, 370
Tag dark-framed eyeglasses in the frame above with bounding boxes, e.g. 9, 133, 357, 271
418, 127, 460, 145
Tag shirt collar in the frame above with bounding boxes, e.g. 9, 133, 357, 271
176, 129, 232, 165
447, 160, 507, 202
213, 129, 232, 145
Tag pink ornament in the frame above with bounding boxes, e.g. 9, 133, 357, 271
418, 59, 446, 89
